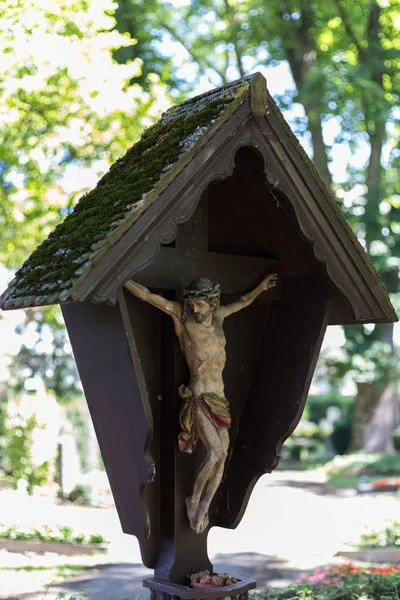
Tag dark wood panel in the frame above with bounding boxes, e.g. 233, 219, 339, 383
154, 311, 213, 584
175, 190, 209, 251
220, 297, 270, 459
216, 274, 332, 528
207, 146, 322, 276
62, 302, 151, 540
119, 290, 162, 568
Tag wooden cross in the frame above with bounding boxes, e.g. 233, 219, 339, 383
133, 195, 284, 300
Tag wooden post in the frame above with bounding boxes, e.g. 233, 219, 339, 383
154, 193, 213, 582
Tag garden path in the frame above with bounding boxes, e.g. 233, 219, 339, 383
1, 469, 399, 600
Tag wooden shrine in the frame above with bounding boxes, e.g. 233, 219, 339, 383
1, 73, 397, 599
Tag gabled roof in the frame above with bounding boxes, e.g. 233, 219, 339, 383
0, 77, 250, 310
0, 73, 397, 325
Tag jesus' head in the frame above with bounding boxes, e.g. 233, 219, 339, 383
182, 278, 221, 323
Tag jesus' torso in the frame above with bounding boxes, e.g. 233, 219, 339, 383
174, 312, 226, 398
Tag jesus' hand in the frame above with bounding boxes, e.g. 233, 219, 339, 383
261, 273, 278, 291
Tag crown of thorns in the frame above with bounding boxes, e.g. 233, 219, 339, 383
182, 278, 221, 303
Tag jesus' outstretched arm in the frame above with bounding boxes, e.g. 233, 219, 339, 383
216, 273, 278, 319
125, 280, 181, 319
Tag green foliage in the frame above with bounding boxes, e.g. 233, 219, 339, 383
0, 523, 107, 545
53, 591, 87, 600
0, 0, 163, 270
325, 451, 400, 478
284, 420, 327, 461
331, 421, 352, 455
355, 521, 400, 549
304, 394, 354, 455
306, 394, 355, 424
69, 484, 92, 504
66, 408, 88, 470
393, 427, 400, 451
291, 421, 327, 441
0, 0, 172, 402
326, 330, 400, 386
0, 390, 6, 466
1, 414, 49, 493
251, 564, 400, 600
9, 307, 81, 402
112, 0, 178, 92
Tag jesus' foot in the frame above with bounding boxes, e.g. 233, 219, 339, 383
186, 496, 198, 530
195, 511, 209, 534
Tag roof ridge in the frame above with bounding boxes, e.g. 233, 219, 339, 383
163, 74, 254, 116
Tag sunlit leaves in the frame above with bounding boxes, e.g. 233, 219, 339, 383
0, 0, 168, 269
0, 0, 171, 400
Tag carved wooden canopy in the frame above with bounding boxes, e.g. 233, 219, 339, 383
1, 73, 396, 324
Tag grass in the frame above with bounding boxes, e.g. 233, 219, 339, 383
324, 452, 400, 480
0, 523, 108, 545
0, 564, 90, 578
279, 453, 333, 471
326, 474, 386, 488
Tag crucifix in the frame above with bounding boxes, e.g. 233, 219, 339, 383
121, 191, 283, 581
125, 271, 277, 534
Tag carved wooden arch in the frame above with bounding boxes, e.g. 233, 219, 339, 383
113, 134, 333, 541
91, 122, 264, 304
89, 113, 384, 324
252, 119, 390, 322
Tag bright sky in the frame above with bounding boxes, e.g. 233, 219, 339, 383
0, 2, 398, 401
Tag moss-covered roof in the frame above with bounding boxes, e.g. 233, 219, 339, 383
0, 76, 251, 310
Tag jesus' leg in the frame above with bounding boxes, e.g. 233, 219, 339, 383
186, 407, 225, 532
194, 427, 229, 533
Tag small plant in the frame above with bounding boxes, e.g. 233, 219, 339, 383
69, 484, 91, 504
353, 521, 400, 549
393, 427, 400, 451
325, 451, 400, 479
2, 414, 49, 493
52, 591, 87, 600
0, 523, 107, 546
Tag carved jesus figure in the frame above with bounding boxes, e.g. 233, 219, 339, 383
125, 274, 277, 534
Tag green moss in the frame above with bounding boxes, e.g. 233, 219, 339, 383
4, 79, 249, 307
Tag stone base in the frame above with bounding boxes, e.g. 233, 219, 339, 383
143, 577, 256, 600
337, 548, 400, 563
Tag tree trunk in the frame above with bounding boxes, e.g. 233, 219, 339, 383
351, 381, 399, 452
342, 2, 398, 453
303, 98, 332, 187
351, 382, 380, 451
281, 2, 333, 189
365, 384, 399, 453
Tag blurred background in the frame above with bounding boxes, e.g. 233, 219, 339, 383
0, 0, 399, 598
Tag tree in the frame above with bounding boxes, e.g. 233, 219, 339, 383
0, 0, 170, 401
112, 0, 179, 90
113, 0, 400, 450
